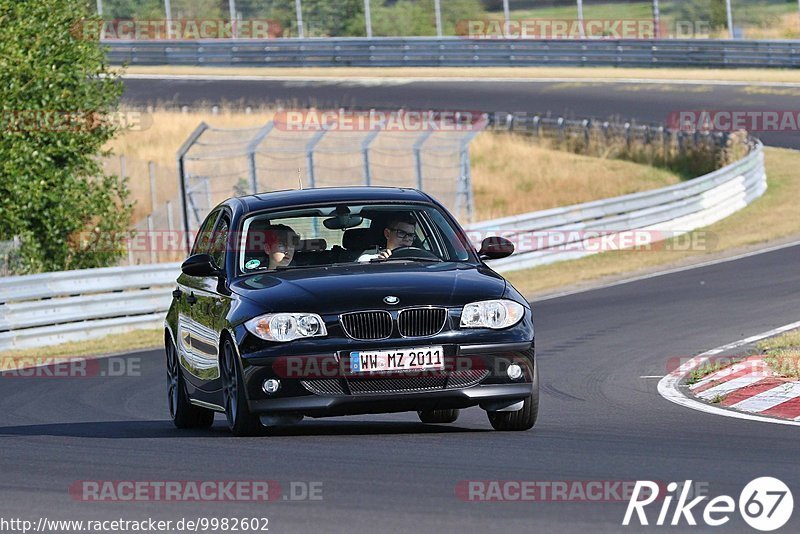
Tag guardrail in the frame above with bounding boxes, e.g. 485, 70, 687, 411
0, 263, 180, 350
106, 38, 800, 68
0, 141, 766, 351
467, 140, 765, 272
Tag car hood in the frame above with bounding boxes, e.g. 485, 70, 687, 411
230, 262, 506, 314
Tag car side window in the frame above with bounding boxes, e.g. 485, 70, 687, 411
209, 215, 230, 269
191, 210, 220, 256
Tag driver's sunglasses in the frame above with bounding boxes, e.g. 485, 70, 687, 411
390, 228, 415, 240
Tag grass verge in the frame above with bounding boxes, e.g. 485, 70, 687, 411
757, 329, 800, 379
121, 65, 800, 85
685, 357, 744, 386
505, 147, 800, 297
0, 329, 163, 371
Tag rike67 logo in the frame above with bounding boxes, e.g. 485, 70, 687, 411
623, 477, 793, 531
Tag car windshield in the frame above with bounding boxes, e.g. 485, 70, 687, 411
237, 203, 473, 274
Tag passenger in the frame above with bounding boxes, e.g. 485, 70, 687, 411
245, 223, 300, 270
263, 224, 300, 269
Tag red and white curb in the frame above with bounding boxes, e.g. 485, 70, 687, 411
658, 321, 800, 426
689, 356, 800, 420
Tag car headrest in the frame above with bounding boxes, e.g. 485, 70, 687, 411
342, 228, 383, 250
297, 238, 327, 252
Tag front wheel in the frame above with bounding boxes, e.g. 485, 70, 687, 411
487, 364, 539, 431
220, 339, 263, 436
166, 337, 214, 429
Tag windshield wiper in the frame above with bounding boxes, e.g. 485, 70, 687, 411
273, 264, 328, 271
373, 256, 442, 263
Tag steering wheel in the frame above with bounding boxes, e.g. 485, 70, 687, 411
387, 246, 439, 260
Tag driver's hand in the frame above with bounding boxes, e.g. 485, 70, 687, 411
378, 248, 392, 260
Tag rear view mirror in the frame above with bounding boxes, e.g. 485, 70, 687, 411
323, 204, 363, 229
478, 237, 514, 260
181, 254, 224, 277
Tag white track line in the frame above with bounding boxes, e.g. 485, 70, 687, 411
121, 73, 800, 88
657, 320, 800, 427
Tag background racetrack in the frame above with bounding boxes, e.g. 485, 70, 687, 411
122, 77, 800, 148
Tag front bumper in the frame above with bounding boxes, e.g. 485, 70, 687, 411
240, 340, 535, 418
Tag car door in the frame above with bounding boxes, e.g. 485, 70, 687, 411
186, 211, 233, 382
176, 209, 219, 380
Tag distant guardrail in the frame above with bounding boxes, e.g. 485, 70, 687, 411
105, 38, 800, 68
0, 263, 179, 350
0, 142, 766, 351
467, 141, 766, 271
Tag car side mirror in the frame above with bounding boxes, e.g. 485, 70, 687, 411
181, 254, 224, 277
478, 237, 514, 260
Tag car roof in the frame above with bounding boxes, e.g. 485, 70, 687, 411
232, 186, 432, 214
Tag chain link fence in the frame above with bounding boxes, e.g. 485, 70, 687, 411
177, 111, 486, 234
92, 110, 744, 268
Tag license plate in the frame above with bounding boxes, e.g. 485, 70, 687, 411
350, 346, 444, 373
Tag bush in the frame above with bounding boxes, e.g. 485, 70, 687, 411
0, 0, 133, 273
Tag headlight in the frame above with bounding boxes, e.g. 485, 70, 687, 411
244, 313, 328, 342
460, 299, 525, 329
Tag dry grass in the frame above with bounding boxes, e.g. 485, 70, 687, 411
469, 133, 680, 220
121, 65, 800, 84
106, 110, 682, 223
744, 12, 800, 40
758, 329, 800, 379
504, 147, 800, 297
0, 329, 163, 370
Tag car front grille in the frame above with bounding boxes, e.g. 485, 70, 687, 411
445, 369, 489, 389
340, 311, 393, 340
300, 379, 345, 396
300, 369, 489, 396
398, 307, 447, 337
346, 375, 448, 394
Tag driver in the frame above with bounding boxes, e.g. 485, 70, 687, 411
357, 214, 416, 262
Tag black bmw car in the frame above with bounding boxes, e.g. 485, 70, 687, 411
165, 187, 537, 436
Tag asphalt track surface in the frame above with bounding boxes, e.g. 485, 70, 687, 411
2, 244, 799, 532
0, 79, 798, 533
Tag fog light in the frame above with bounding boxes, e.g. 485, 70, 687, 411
507, 363, 523, 381
262, 379, 281, 395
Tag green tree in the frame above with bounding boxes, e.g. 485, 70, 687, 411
0, 0, 133, 273
675, 0, 730, 31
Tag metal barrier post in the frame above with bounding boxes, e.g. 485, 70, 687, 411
247, 122, 275, 194
361, 124, 382, 186
228, 0, 238, 38
147, 215, 156, 263
295, 0, 305, 38
164, 0, 173, 39
364, 0, 373, 38
176, 122, 208, 253
148, 161, 157, 213
434, 0, 442, 38
306, 129, 328, 189
413, 130, 434, 190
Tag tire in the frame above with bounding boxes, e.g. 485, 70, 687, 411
166, 337, 214, 429
220, 338, 263, 436
487, 364, 539, 431
417, 409, 460, 424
